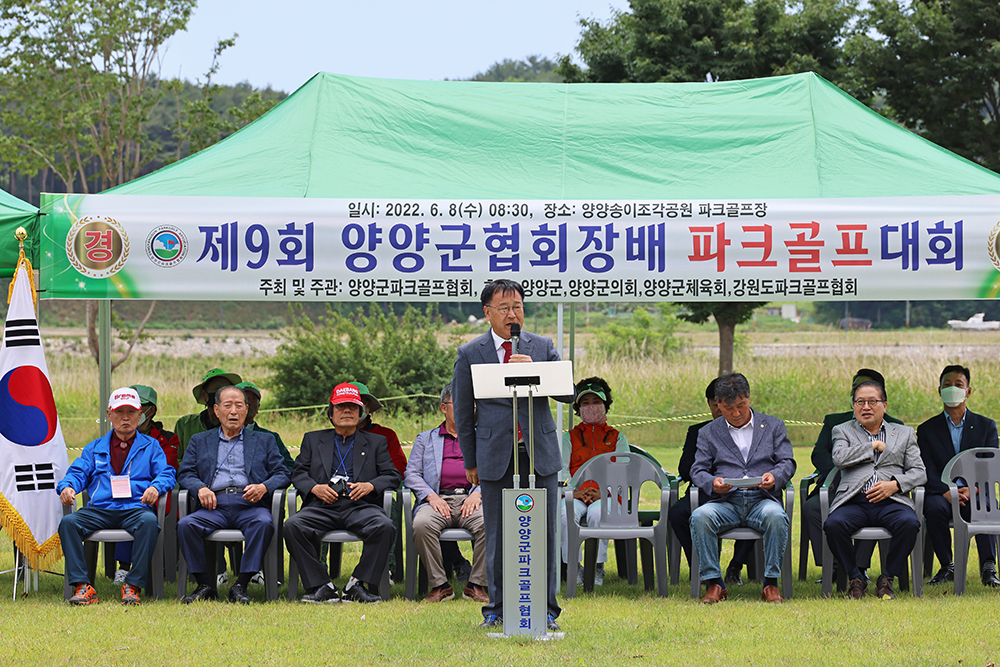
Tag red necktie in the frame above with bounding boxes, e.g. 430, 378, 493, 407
501, 341, 523, 442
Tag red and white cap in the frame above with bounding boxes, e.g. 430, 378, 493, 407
330, 382, 364, 407
108, 387, 142, 411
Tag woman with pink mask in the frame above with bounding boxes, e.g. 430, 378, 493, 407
560, 377, 630, 586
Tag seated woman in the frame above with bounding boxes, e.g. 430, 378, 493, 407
561, 376, 629, 586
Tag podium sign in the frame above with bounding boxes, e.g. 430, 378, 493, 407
501, 487, 547, 637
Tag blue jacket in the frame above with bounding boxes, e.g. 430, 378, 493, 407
57, 431, 176, 510
178, 427, 290, 498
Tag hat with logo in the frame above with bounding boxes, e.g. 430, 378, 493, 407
330, 382, 365, 407
192, 368, 243, 401
130, 384, 158, 406
108, 387, 142, 411
349, 381, 383, 412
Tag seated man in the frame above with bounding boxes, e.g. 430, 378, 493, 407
560, 376, 629, 586
690, 372, 796, 604
284, 383, 401, 604
404, 382, 488, 603
824, 380, 926, 600
57, 387, 176, 605
112, 384, 181, 584
668, 378, 753, 584
804, 369, 903, 578
177, 385, 290, 604
918, 364, 1000, 586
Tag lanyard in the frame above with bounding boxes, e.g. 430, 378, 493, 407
334, 434, 354, 477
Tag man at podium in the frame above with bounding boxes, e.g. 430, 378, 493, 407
452, 279, 565, 632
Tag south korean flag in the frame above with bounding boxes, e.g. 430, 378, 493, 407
0, 262, 70, 569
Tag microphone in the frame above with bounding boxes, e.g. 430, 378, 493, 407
509, 323, 521, 356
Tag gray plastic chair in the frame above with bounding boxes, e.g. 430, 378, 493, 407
286, 488, 393, 601
402, 489, 475, 600
942, 447, 1000, 595
819, 469, 923, 598
564, 451, 670, 598
61, 492, 166, 600
689, 482, 794, 599
176, 488, 286, 601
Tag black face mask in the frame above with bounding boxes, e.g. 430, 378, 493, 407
205, 392, 217, 409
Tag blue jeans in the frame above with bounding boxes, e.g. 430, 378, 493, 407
690, 490, 788, 581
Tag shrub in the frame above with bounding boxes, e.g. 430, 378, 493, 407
589, 304, 682, 359
268, 303, 456, 414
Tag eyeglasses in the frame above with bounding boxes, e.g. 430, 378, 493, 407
853, 398, 885, 407
485, 304, 524, 315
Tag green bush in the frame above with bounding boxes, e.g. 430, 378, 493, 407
589, 304, 682, 359
268, 303, 456, 414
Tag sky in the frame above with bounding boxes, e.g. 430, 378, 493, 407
160, 1, 630, 94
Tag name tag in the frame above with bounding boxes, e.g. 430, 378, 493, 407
110, 475, 131, 499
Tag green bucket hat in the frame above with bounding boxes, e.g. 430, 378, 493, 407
349, 381, 383, 412
192, 368, 243, 402
236, 381, 261, 398
130, 384, 157, 406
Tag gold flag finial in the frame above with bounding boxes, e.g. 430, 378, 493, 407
15, 226, 27, 245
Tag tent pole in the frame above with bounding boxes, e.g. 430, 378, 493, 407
556, 303, 564, 436
98, 300, 112, 436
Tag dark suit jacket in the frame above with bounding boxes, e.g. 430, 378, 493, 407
811, 410, 905, 487
452, 329, 569, 481
178, 427, 290, 499
690, 411, 797, 503
678, 420, 712, 484
291, 428, 401, 507
917, 409, 999, 496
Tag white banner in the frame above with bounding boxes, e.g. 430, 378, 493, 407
39, 193, 1000, 301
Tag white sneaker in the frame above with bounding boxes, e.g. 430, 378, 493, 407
114, 569, 129, 584
217, 572, 229, 587
595, 563, 605, 586
250, 571, 265, 586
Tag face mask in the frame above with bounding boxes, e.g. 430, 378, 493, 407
941, 385, 967, 408
137, 411, 148, 428
580, 403, 607, 425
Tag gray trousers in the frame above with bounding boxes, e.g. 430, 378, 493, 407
412, 493, 486, 588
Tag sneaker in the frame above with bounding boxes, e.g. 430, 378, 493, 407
69, 583, 99, 606
546, 613, 561, 632
342, 581, 381, 603
121, 583, 141, 606
217, 572, 229, 587
250, 571, 265, 586
113, 569, 129, 584
725, 564, 744, 586
875, 574, 895, 600
424, 583, 454, 602
479, 613, 502, 628
463, 583, 490, 603
299, 582, 339, 604
595, 563, 605, 587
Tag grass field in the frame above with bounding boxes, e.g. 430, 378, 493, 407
4, 330, 1000, 665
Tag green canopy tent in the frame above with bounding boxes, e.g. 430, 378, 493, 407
0, 187, 37, 277
108, 71, 1000, 199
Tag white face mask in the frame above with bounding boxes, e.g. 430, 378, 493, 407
941, 385, 967, 408
579, 403, 607, 425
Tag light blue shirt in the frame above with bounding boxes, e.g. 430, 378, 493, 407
212, 427, 248, 490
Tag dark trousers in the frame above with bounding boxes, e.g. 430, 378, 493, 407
804, 492, 876, 568
668, 492, 754, 569
177, 494, 272, 577
924, 492, 996, 567
824, 494, 920, 580
480, 450, 560, 620
284, 497, 394, 590
59, 506, 159, 589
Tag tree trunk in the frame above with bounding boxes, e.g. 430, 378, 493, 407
85, 300, 158, 370
717, 316, 736, 376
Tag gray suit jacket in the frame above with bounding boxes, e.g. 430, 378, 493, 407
452, 329, 567, 481
690, 411, 797, 502
404, 424, 481, 509
178, 427, 290, 499
830, 419, 926, 513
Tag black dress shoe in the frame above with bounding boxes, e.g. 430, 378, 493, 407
982, 562, 1000, 587
724, 564, 744, 586
928, 564, 955, 585
182, 584, 218, 604
227, 583, 251, 604
342, 582, 381, 603
299, 582, 340, 604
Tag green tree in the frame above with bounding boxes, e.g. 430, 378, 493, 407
844, 0, 1000, 172
680, 303, 765, 375
468, 55, 563, 82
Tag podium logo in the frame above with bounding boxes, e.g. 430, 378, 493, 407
515, 494, 534, 512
